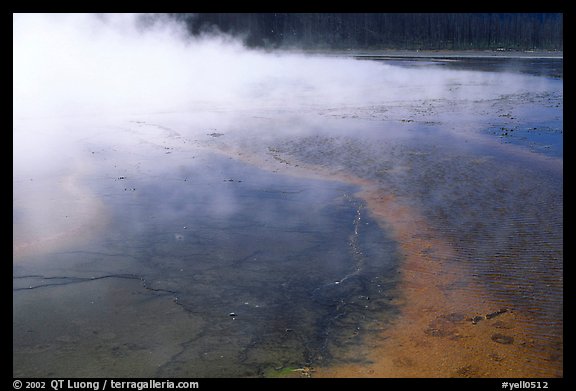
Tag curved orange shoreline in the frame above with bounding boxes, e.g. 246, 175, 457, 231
12, 137, 561, 377
317, 188, 561, 378
215, 143, 562, 378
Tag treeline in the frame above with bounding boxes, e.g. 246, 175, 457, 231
169, 13, 563, 51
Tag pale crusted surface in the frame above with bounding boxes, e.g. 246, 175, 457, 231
13, 162, 109, 261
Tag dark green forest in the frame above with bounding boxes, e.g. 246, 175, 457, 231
169, 13, 563, 51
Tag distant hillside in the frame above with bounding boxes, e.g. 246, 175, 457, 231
169, 13, 563, 51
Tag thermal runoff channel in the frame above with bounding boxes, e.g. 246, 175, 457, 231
13, 13, 562, 378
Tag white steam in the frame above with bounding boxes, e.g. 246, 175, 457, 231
13, 13, 548, 121
13, 13, 559, 260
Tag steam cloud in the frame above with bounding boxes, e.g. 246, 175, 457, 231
13, 13, 560, 263
13, 12, 557, 185
13, 13, 548, 121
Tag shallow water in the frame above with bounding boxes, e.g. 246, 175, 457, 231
13, 56, 562, 377
360, 56, 563, 79
13, 142, 401, 377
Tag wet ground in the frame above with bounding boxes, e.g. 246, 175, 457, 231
13, 55, 562, 377
14, 139, 402, 377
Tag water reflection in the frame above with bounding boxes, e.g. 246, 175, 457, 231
13, 57, 562, 377
13, 136, 401, 377
357, 56, 563, 79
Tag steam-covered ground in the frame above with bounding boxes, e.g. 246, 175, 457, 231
13, 14, 562, 377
